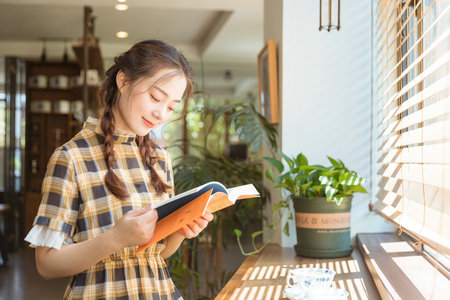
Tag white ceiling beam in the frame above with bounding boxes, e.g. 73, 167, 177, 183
198, 11, 232, 57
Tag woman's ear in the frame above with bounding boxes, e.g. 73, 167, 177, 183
116, 70, 127, 92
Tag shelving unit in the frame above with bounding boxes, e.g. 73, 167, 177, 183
25, 62, 82, 191
23, 5, 104, 236
24, 61, 84, 234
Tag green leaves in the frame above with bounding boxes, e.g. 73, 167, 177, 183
265, 169, 276, 182
282, 222, 290, 236
264, 157, 284, 173
280, 152, 295, 170
251, 230, 265, 239
265, 152, 368, 205
327, 156, 342, 168
325, 185, 338, 201
340, 172, 365, 186
213, 103, 278, 153
296, 153, 308, 167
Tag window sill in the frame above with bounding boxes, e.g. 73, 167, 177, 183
357, 232, 449, 300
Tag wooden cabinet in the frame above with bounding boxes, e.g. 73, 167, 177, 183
24, 61, 95, 234
25, 62, 82, 193
23, 6, 104, 237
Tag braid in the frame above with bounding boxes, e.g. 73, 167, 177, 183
100, 73, 130, 200
138, 135, 170, 195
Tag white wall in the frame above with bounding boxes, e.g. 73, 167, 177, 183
265, 0, 394, 247
262, 0, 284, 245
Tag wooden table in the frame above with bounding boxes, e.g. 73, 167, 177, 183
216, 244, 381, 300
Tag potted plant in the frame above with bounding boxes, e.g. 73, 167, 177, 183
265, 152, 367, 258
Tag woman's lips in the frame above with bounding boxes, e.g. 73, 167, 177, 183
142, 117, 155, 128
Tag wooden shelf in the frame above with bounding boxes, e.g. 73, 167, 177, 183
72, 44, 104, 76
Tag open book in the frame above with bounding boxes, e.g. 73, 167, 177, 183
136, 181, 260, 252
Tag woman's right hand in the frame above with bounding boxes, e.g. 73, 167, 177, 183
110, 206, 158, 248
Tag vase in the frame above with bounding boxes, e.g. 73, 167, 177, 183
292, 196, 353, 258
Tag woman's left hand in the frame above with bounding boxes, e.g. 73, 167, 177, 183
178, 213, 214, 239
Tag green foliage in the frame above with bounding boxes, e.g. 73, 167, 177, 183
212, 102, 278, 153
264, 152, 368, 205
165, 97, 277, 297
170, 144, 269, 240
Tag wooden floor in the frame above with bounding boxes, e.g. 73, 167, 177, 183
0, 248, 68, 300
216, 244, 381, 300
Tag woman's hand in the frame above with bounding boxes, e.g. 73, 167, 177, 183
35, 206, 158, 279
178, 213, 214, 239
110, 206, 158, 248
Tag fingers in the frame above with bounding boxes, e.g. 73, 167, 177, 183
186, 221, 201, 233
179, 214, 214, 239
126, 206, 158, 222
192, 218, 208, 229
140, 207, 158, 223
179, 225, 195, 239
201, 213, 214, 222
127, 205, 152, 217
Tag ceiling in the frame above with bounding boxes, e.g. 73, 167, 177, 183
0, 0, 264, 99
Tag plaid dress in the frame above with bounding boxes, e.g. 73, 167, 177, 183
32, 119, 183, 300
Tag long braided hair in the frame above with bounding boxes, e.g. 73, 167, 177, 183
98, 40, 194, 199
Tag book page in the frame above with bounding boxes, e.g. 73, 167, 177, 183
227, 184, 260, 202
205, 192, 233, 214
154, 181, 227, 221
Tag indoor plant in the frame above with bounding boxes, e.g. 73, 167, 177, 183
265, 152, 367, 258
166, 98, 277, 299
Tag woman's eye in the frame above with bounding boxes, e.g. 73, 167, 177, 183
150, 94, 160, 102
168, 107, 176, 112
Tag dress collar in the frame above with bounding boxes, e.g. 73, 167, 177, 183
83, 117, 136, 144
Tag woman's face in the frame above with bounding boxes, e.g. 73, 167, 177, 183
114, 69, 187, 136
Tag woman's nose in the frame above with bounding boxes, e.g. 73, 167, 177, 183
152, 106, 167, 121
152, 110, 161, 121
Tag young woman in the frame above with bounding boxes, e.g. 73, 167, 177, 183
25, 40, 213, 299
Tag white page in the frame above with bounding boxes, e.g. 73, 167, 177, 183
227, 184, 260, 203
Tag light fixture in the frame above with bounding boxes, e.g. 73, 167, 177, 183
115, 4, 128, 11
116, 31, 128, 38
319, 0, 341, 31
224, 70, 233, 81
118, 0, 127, 2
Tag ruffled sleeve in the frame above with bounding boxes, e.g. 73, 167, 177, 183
24, 225, 73, 250
24, 146, 80, 249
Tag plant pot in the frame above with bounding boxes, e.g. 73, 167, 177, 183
292, 196, 352, 258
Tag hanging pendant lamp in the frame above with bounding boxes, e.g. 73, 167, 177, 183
319, 0, 341, 31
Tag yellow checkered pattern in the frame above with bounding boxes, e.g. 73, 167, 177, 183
33, 120, 182, 299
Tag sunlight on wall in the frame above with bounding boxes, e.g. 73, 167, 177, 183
279, 0, 394, 247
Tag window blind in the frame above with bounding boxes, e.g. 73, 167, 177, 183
374, 0, 449, 255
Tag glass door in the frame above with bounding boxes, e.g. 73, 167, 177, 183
1, 57, 26, 249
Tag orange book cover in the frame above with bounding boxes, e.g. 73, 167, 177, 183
136, 182, 259, 252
